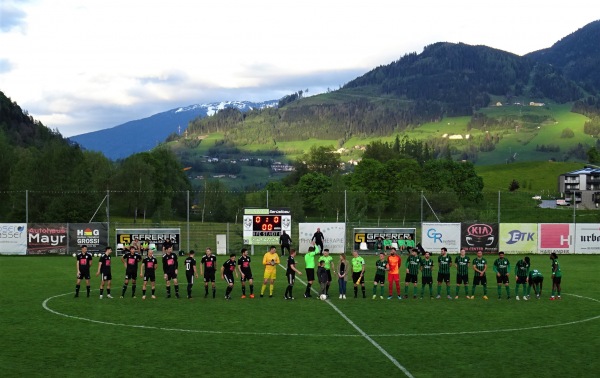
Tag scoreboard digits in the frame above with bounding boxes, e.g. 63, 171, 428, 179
253, 215, 281, 232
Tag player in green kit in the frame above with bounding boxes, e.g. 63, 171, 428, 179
527, 268, 544, 299
454, 248, 470, 299
420, 251, 434, 299
373, 252, 388, 299
550, 252, 562, 300
404, 248, 420, 299
514, 256, 530, 300
493, 251, 511, 299
303, 241, 320, 298
470, 251, 488, 300
436, 247, 453, 299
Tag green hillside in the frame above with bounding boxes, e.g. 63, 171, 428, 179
476, 161, 583, 192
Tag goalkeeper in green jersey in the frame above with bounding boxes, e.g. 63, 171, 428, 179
514, 256, 530, 300
527, 269, 544, 299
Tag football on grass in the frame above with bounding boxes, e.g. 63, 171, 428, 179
320, 294, 327, 300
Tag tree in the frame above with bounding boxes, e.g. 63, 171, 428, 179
588, 147, 600, 164
509, 179, 520, 192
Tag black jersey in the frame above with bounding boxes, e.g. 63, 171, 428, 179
123, 252, 142, 270
286, 255, 297, 275
201, 254, 217, 273
312, 231, 324, 244
142, 257, 158, 273
184, 257, 197, 274
99, 254, 111, 274
162, 253, 178, 273
76, 252, 93, 273
222, 259, 236, 276
238, 255, 252, 273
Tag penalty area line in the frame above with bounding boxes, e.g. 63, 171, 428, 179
278, 263, 414, 378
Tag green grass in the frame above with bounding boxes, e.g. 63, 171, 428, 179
1, 254, 598, 377
476, 161, 582, 192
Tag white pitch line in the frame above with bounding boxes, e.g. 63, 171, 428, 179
279, 263, 414, 378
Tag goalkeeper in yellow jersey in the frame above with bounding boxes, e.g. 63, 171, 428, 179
261, 245, 280, 298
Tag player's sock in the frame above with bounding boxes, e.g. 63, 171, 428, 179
464, 286, 468, 295
455, 286, 459, 296
526, 285, 530, 296
446, 285, 450, 296
428, 284, 433, 296
354, 286, 358, 297
413, 286, 418, 296
187, 284, 192, 296
372, 285, 377, 295
143, 289, 146, 296
75, 284, 80, 295
205, 285, 209, 295
404, 285, 409, 295
506, 286, 510, 297
107, 289, 111, 295
167, 286, 171, 296
261, 284, 266, 295
497, 286, 502, 297
380, 285, 385, 296
250, 284, 254, 295
361, 286, 366, 297
100, 288, 104, 296
269, 284, 274, 295
326, 283, 330, 295
241, 285, 246, 295
151, 288, 155, 295
86, 286, 90, 296
122, 285, 127, 296
396, 282, 400, 295
483, 285, 487, 295
132, 285, 136, 296
471, 286, 475, 295
225, 286, 232, 297
437, 285, 441, 295
212, 287, 216, 298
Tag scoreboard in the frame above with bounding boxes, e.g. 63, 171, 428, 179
243, 208, 291, 245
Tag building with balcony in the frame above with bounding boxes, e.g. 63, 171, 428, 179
558, 167, 600, 208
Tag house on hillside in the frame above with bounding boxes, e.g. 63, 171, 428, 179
558, 167, 600, 209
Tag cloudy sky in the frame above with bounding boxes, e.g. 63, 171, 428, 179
0, 0, 597, 137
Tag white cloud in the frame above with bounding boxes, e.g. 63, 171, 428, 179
0, 0, 597, 136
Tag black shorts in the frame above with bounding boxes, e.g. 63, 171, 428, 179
125, 269, 137, 280
437, 273, 450, 283
306, 268, 315, 282
165, 271, 177, 280
224, 274, 234, 284
327, 270, 332, 282
241, 270, 253, 282
352, 272, 364, 284
456, 274, 468, 285
77, 271, 91, 280
101, 272, 112, 281
204, 271, 216, 282
186, 273, 195, 284
473, 275, 487, 285
496, 274, 509, 284
287, 272, 295, 285
422, 276, 433, 285
530, 277, 543, 285
516, 276, 527, 284
553, 276, 562, 284
144, 273, 156, 282
405, 273, 417, 284
373, 274, 385, 284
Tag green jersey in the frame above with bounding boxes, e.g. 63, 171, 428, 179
383, 239, 392, 248
318, 255, 334, 270
405, 239, 416, 249
438, 254, 452, 274
304, 246, 320, 269
515, 259, 530, 277
352, 256, 365, 273
420, 258, 434, 277
455, 255, 470, 276
375, 259, 387, 277
397, 239, 406, 249
406, 255, 421, 275
529, 269, 543, 280
493, 257, 510, 276
551, 258, 562, 278
473, 257, 487, 275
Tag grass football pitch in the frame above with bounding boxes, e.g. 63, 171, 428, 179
1, 254, 598, 378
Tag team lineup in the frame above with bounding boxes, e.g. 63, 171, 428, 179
74, 239, 563, 301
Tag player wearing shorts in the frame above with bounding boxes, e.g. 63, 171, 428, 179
514, 256, 530, 300
221, 253, 238, 300
527, 269, 544, 299
201, 248, 217, 298
351, 250, 366, 298
238, 248, 254, 298
284, 249, 303, 299
75, 245, 93, 298
436, 247, 452, 299
318, 249, 335, 297
303, 241, 320, 298
420, 251, 434, 299
261, 246, 280, 298
140, 248, 158, 299
121, 245, 142, 298
96, 246, 113, 299
387, 248, 402, 300
550, 252, 562, 300
184, 250, 199, 299
470, 251, 488, 300
454, 248, 470, 299
162, 246, 180, 298
372, 252, 388, 299
404, 248, 420, 299
493, 251, 511, 299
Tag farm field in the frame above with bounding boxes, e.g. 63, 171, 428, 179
1, 254, 598, 377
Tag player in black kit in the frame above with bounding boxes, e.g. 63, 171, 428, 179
184, 250, 199, 299
201, 247, 217, 298
96, 246, 113, 299
311, 228, 325, 253
121, 245, 142, 298
221, 253, 239, 300
75, 245, 93, 298
279, 230, 292, 256
237, 248, 254, 298
162, 246, 180, 298
284, 249, 303, 300
140, 248, 158, 299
